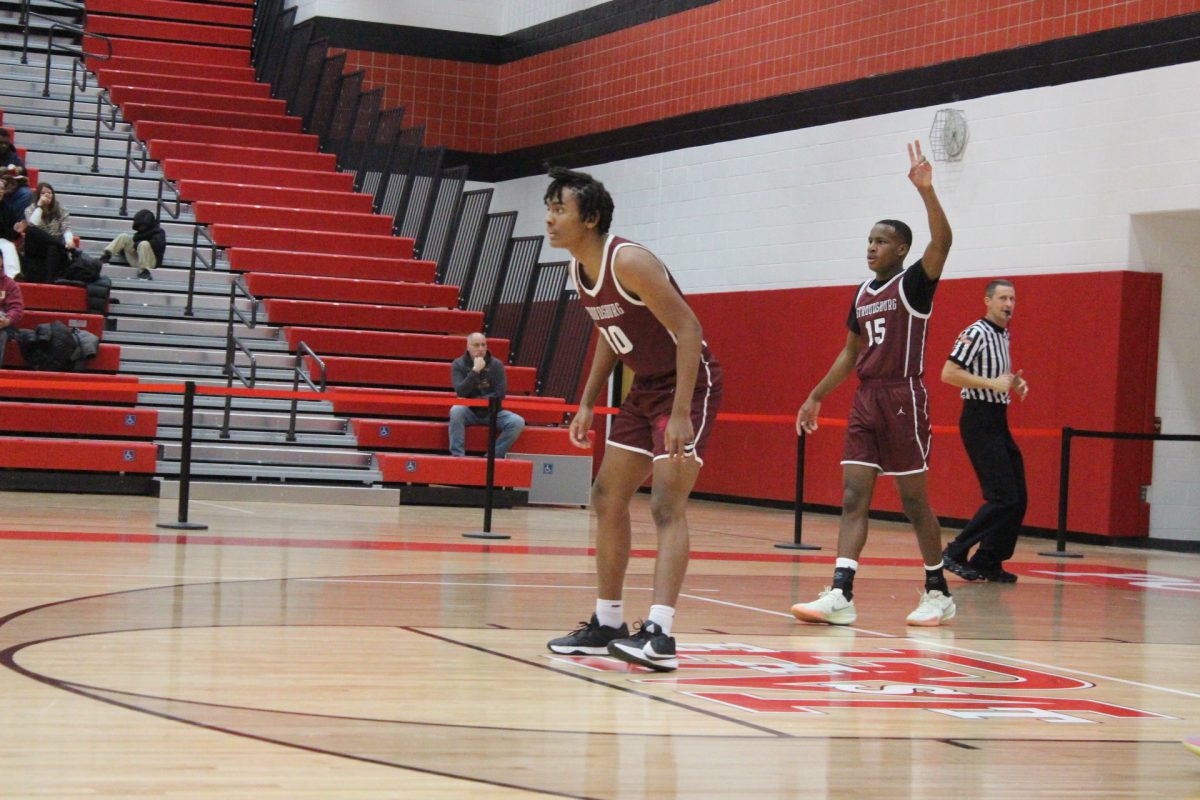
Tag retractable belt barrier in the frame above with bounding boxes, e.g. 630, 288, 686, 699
2, 375, 1149, 551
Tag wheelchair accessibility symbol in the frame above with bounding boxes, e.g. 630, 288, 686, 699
405, 459, 417, 473
123, 449, 136, 462
542, 463, 554, 475
379, 426, 390, 438
124, 414, 137, 426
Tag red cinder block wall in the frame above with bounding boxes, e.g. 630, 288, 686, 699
685, 271, 1161, 539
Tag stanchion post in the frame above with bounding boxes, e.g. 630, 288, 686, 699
464, 396, 510, 540
1040, 426, 1081, 558
776, 432, 820, 551
159, 380, 209, 531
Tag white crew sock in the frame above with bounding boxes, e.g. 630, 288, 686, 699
835, 557, 859, 571
647, 604, 676, 636
595, 599, 623, 629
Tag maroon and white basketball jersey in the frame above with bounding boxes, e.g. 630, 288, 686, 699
570, 235, 713, 378
850, 267, 932, 380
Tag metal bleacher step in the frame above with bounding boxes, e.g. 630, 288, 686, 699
158, 407, 347, 434
106, 330, 290, 352
112, 315, 281, 340
157, 427, 360, 449
155, 461, 383, 485
158, 441, 372, 469
117, 342, 297, 369
135, 390, 333, 416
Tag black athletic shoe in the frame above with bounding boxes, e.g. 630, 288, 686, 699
607, 620, 678, 672
942, 548, 983, 581
98, 251, 111, 264
547, 614, 628, 655
977, 566, 1019, 583
136, 269, 153, 281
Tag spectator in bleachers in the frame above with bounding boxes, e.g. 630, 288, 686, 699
0, 129, 26, 178
13, 183, 75, 283
1, 173, 34, 279
0, 269, 25, 365
98, 209, 165, 280
449, 332, 525, 458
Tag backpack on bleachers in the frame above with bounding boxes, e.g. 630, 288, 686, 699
59, 251, 103, 284
16, 320, 98, 371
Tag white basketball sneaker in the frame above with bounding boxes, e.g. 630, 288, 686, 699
791, 587, 857, 625
905, 589, 956, 626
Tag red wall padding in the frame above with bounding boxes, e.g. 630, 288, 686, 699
686, 270, 1160, 538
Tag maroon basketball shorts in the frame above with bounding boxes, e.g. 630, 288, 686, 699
841, 377, 931, 475
607, 359, 723, 465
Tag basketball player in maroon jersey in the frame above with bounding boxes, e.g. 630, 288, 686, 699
543, 166, 723, 671
792, 140, 956, 627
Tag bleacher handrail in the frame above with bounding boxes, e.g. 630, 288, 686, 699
119, 130, 148, 216
287, 342, 326, 442
220, 275, 260, 438
187, 224, 223, 317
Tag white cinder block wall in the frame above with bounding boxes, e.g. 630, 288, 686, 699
491, 60, 1200, 542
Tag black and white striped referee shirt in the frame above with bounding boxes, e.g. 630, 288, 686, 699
948, 318, 1011, 404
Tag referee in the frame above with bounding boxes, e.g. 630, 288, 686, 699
939, 279, 1028, 583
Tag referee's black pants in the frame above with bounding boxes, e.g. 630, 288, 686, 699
946, 400, 1027, 569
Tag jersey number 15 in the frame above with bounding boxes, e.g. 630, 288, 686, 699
864, 318, 886, 346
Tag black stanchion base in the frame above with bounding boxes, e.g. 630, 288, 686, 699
1037, 550, 1084, 558
775, 542, 821, 551
157, 521, 209, 530
463, 531, 511, 540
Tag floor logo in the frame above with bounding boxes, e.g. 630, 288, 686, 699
552, 645, 1171, 724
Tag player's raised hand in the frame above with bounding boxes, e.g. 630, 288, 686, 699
907, 140, 932, 189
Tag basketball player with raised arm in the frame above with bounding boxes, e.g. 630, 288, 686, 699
543, 167, 722, 671
792, 140, 956, 627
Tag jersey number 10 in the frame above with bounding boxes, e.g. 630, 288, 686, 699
864, 318, 886, 346
599, 324, 635, 355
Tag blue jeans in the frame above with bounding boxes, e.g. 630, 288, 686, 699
448, 406, 525, 458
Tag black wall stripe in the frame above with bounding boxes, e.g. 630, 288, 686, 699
307, 0, 720, 65
437, 12, 1200, 182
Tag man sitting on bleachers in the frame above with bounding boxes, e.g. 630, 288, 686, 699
98, 209, 165, 281
449, 332, 525, 459
0, 270, 25, 365
1, 173, 34, 279
0, 129, 25, 178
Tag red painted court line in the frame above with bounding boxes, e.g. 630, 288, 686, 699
0, 528, 898, 565
3, 530, 1190, 590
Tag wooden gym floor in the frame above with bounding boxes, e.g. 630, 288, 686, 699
1, 490, 1198, 798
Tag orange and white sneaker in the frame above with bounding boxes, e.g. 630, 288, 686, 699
905, 589, 956, 626
791, 587, 857, 625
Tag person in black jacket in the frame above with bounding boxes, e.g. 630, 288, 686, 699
99, 209, 166, 280
449, 332, 525, 458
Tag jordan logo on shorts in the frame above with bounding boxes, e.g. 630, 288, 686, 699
897, 407, 907, 416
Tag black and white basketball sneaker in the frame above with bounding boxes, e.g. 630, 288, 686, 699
547, 614, 628, 654
607, 620, 677, 672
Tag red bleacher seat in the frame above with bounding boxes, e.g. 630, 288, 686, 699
0, 437, 157, 473
18, 284, 88, 312
330, 388, 566, 426
264, 299, 480, 335
19, 310, 105, 338
353, 419, 588, 456
0, 401, 158, 438
375, 453, 532, 489
283, 327, 509, 361
3, 341, 121, 371
313, 355, 536, 392
193, 202, 394, 236
0, 371, 140, 403
247, 273, 459, 308
227, 249, 436, 282
135, 120, 315, 151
